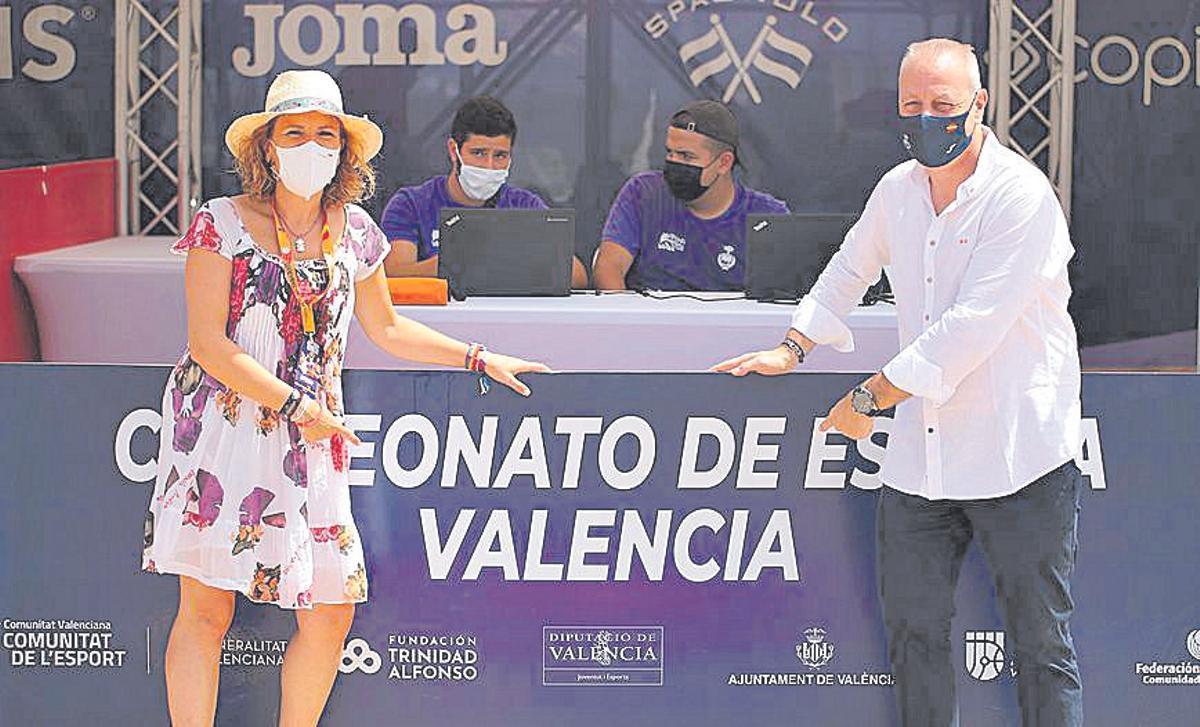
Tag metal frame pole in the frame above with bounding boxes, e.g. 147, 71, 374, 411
988, 0, 1076, 217
113, 0, 201, 236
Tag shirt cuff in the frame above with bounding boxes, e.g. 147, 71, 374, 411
791, 297, 854, 353
882, 348, 955, 407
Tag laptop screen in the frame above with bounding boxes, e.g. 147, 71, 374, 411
437, 208, 575, 298
745, 214, 858, 301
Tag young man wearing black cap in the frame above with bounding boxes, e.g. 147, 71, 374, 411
593, 100, 788, 291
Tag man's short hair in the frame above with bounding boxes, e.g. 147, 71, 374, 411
900, 38, 982, 90
703, 138, 736, 164
451, 96, 518, 146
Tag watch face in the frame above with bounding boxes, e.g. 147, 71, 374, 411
851, 388, 875, 415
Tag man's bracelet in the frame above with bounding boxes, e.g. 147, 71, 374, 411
780, 337, 806, 367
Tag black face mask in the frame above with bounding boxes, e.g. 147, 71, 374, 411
663, 159, 714, 202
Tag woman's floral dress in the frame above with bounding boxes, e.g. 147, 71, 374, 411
142, 197, 387, 609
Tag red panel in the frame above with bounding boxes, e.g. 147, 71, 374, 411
0, 158, 117, 361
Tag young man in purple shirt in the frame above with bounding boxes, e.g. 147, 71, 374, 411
381, 96, 587, 286
593, 100, 789, 291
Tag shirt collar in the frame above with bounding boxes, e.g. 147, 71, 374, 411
960, 126, 998, 198
908, 125, 998, 202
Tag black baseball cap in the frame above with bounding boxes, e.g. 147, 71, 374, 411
670, 100, 739, 153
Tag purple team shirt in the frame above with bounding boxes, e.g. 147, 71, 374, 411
602, 171, 789, 291
380, 175, 547, 260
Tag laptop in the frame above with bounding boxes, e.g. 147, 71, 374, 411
745, 213, 860, 302
437, 208, 575, 298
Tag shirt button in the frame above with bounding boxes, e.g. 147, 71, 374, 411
929, 240, 936, 247
927, 427, 934, 434
926, 277, 933, 284
924, 315, 930, 321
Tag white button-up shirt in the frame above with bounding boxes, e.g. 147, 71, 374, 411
793, 128, 1081, 500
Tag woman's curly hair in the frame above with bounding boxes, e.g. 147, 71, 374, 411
232, 117, 376, 206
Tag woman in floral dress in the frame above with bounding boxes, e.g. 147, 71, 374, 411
142, 70, 547, 726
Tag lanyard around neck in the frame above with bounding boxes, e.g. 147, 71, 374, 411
271, 205, 336, 334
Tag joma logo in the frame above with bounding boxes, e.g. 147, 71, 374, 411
232, 2, 508, 78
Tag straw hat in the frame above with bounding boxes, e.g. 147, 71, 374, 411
224, 69, 383, 160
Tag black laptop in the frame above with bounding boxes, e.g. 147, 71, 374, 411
745, 213, 859, 301
437, 208, 575, 298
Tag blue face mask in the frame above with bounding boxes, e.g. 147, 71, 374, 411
898, 92, 979, 168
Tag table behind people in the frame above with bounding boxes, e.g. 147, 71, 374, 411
13, 235, 900, 372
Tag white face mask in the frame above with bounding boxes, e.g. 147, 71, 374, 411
455, 145, 510, 201
273, 141, 339, 200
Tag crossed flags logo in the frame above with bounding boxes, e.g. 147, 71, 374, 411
680, 14, 813, 104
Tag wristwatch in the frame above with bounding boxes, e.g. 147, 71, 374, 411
850, 384, 882, 417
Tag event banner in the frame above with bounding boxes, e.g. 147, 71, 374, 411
0, 0, 114, 168
1, 365, 1198, 725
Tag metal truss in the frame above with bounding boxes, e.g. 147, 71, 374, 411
988, 0, 1076, 216
115, 0, 201, 236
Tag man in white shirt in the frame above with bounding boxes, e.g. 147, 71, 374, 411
714, 38, 1083, 726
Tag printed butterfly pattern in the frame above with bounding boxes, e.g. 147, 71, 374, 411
170, 359, 212, 453
182, 469, 224, 531
232, 487, 287, 556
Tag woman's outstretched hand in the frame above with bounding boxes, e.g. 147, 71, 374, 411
483, 353, 552, 397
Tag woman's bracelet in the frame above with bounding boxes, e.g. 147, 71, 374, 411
279, 388, 304, 418
465, 343, 488, 373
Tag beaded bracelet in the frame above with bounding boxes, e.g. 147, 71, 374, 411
465, 343, 488, 373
